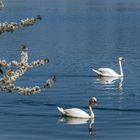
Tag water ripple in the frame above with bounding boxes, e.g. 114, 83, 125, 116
96, 107, 140, 113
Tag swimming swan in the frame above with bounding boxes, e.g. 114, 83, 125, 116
57, 97, 97, 119
92, 57, 125, 77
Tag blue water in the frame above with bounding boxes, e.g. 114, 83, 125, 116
0, 0, 140, 140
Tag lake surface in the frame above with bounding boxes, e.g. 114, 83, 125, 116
0, 0, 140, 140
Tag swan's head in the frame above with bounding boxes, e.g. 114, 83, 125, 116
89, 97, 97, 106
118, 57, 125, 62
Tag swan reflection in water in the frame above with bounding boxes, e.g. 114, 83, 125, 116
59, 117, 95, 135
96, 76, 123, 92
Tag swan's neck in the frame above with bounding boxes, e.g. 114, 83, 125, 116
119, 60, 123, 77
89, 105, 94, 118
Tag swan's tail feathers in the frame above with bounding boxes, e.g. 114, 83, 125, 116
92, 69, 102, 75
57, 107, 65, 115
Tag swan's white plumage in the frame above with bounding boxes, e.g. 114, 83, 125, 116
92, 68, 119, 77
58, 107, 90, 118
92, 57, 124, 77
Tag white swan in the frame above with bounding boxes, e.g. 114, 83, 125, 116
57, 97, 97, 119
92, 57, 125, 77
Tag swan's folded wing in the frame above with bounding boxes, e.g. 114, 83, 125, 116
98, 68, 119, 77
64, 108, 90, 118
